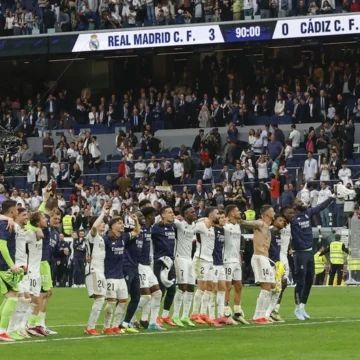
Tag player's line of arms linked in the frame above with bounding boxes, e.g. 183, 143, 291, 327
240, 220, 264, 230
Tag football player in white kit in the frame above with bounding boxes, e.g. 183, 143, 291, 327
84, 204, 109, 336
190, 207, 219, 326
171, 204, 197, 327
272, 210, 291, 321
223, 205, 248, 325
23, 212, 48, 337
7, 208, 31, 339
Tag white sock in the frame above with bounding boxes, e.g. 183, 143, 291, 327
261, 290, 271, 318
18, 299, 31, 329
104, 302, 116, 329
217, 291, 225, 318
224, 305, 232, 317
182, 292, 193, 318
149, 290, 162, 324
300, 303, 305, 310
22, 302, 36, 329
209, 293, 216, 320
137, 295, 151, 322
234, 304, 242, 315
36, 311, 46, 327
7, 298, 24, 333
87, 298, 104, 330
274, 304, 280, 313
192, 290, 203, 315
172, 290, 184, 318
200, 290, 211, 315
254, 290, 270, 319
162, 309, 169, 318
265, 290, 280, 318
295, 304, 300, 310
112, 302, 126, 328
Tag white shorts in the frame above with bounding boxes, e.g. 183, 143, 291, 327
138, 264, 158, 289
280, 254, 289, 277
106, 279, 128, 300
29, 274, 41, 297
193, 257, 214, 282
251, 255, 275, 284
224, 262, 243, 282
85, 272, 106, 298
212, 265, 226, 283
18, 275, 30, 294
175, 257, 195, 285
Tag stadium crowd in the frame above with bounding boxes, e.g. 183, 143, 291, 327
0, 0, 358, 35
0, 46, 359, 288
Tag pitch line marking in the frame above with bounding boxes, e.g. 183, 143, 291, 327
1, 319, 359, 346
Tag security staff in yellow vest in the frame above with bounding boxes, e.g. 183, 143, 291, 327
62, 210, 74, 237
244, 207, 256, 221
347, 254, 360, 279
314, 246, 327, 285
320, 235, 349, 286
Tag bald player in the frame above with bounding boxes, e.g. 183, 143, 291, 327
240, 205, 275, 324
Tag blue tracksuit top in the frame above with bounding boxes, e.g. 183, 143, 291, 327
291, 197, 333, 250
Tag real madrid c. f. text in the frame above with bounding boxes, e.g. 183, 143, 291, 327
72, 26, 224, 52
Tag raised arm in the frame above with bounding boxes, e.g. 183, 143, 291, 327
239, 219, 264, 230
90, 204, 109, 237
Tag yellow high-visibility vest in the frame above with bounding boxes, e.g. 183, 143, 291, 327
62, 215, 73, 236
330, 241, 345, 265
245, 209, 256, 220
314, 251, 326, 274
348, 255, 360, 270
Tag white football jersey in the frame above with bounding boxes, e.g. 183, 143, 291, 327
15, 223, 28, 267
280, 224, 291, 256
174, 219, 195, 259
223, 222, 242, 264
26, 231, 43, 275
194, 222, 215, 263
85, 232, 105, 274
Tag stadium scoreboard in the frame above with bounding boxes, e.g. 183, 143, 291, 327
1, 13, 360, 57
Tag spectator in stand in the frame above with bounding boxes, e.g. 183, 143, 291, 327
279, 184, 294, 209
284, 139, 293, 160
303, 152, 318, 182
319, 157, 330, 181
43, 132, 55, 160
173, 157, 184, 184
27, 160, 37, 188
316, 128, 330, 159
267, 134, 284, 161
274, 95, 285, 116
134, 156, 147, 179
317, 182, 332, 227
272, 124, 285, 145
338, 161, 352, 186
270, 173, 280, 213
289, 124, 300, 150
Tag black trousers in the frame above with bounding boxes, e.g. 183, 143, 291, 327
293, 251, 314, 305
314, 271, 325, 285
56, 261, 68, 287
154, 261, 176, 312
73, 257, 86, 285
123, 265, 141, 323
329, 263, 344, 286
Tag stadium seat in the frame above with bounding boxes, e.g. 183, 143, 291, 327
112, 154, 122, 160
14, 177, 25, 190
354, 153, 360, 165
259, 116, 270, 125
153, 121, 164, 132
110, 162, 118, 173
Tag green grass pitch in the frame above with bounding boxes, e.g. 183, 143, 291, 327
1, 287, 359, 360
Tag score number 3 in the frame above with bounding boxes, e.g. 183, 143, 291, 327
209, 28, 215, 41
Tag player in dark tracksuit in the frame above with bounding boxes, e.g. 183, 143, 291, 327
282, 196, 334, 321
53, 234, 71, 287
152, 206, 177, 326
122, 220, 142, 326
72, 230, 86, 287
